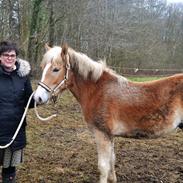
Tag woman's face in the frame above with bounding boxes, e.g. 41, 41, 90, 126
0, 50, 17, 71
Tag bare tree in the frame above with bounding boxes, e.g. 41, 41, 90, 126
1, 0, 183, 74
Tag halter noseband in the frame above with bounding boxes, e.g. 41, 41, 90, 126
38, 62, 70, 97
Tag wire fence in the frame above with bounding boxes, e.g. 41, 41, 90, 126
110, 66, 183, 77
32, 66, 183, 80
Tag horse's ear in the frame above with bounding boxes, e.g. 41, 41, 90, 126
45, 43, 51, 51
61, 43, 68, 62
62, 43, 68, 55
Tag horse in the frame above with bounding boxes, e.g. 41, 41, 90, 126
34, 43, 183, 183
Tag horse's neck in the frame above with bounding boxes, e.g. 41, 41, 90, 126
69, 73, 97, 104
68, 70, 117, 107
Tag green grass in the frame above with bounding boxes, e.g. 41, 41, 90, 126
128, 76, 161, 82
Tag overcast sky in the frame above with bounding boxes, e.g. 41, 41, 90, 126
167, 0, 183, 3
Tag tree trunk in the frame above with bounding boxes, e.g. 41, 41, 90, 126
27, 0, 43, 65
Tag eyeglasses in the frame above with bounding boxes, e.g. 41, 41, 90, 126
2, 54, 16, 59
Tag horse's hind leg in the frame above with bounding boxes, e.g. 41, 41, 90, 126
93, 129, 116, 183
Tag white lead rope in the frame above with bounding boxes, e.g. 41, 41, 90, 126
0, 92, 35, 149
0, 91, 57, 149
34, 99, 57, 121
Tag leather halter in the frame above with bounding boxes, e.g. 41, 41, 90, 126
38, 62, 70, 97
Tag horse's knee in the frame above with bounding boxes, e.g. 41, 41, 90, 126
98, 160, 117, 183
108, 151, 116, 182
98, 159, 110, 183
98, 158, 110, 173
108, 171, 117, 183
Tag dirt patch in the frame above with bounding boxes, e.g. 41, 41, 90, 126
17, 89, 183, 183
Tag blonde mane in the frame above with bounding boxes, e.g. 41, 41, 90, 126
68, 48, 108, 81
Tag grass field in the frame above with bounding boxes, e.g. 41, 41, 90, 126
128, 76, 161, 82
16, 77, 183, 183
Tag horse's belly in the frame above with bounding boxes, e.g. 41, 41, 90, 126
112, 125, 160, 139
112, 123, 155, 138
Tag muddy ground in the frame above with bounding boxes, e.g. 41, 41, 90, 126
17, 89, 183, 183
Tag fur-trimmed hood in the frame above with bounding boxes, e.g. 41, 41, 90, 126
0, 58, 31, 77
16, 58, 31, 77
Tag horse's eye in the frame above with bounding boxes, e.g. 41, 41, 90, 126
53, 68, 60, 72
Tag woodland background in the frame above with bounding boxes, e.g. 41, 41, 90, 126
0, 0, 183, 76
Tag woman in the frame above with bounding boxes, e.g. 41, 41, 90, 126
0, 41, 34, 183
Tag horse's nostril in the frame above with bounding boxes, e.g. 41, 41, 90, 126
38, 97, 42, 103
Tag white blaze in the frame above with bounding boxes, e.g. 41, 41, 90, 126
34, 63, 52, 103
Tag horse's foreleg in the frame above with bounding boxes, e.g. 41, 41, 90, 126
108, 141, 117, 183
93, 129, 116, 183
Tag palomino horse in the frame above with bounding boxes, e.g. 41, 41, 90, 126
34, 44, 183, 183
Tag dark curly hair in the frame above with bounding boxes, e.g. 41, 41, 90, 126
0, 41, 19, 56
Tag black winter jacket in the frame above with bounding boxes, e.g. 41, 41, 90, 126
0, 59, 34, 151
